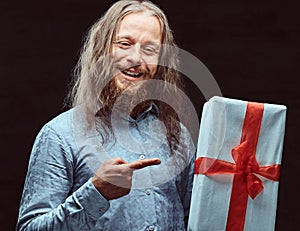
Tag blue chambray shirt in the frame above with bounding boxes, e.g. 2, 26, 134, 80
17, 104, 195, 231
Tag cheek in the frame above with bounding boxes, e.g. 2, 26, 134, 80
148, 57, 160, 73
148, 64, 159, 75
112, 48, 128, 62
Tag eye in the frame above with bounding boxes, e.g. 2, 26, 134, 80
115, 41, 131, 49
142, 46, 159, 56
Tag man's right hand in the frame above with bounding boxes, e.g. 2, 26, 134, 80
92, 157, 161, 200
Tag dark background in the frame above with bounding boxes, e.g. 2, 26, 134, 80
1, 0, 299, 230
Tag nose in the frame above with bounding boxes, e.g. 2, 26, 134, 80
127, 44, 142, 65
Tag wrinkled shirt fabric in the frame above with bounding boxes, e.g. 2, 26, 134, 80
17, 105, 195, 231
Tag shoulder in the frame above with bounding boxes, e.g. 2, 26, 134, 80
34, 108, 77, 155
46, 108, 74, 133
179, 122, 196, 148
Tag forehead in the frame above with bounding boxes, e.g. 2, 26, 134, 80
116, 12, 162, 42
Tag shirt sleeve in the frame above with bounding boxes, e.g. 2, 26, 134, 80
17, 124, 110, 231
177, 124, 196, 228
182, 154, 195, 227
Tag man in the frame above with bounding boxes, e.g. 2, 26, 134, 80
17, 0, 195, 230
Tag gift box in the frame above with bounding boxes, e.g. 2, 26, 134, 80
187, 96, 287, 231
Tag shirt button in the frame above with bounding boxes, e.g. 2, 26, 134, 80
145, 188, 151, 195
130, 122, 137, 127
139, 154, 145, 160
99, 206, 106, 213
148, 225, 155, 231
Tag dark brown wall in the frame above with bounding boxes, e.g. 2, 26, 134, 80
1, 0, 299, 230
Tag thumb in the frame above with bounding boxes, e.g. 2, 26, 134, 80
110, 157, 127, 165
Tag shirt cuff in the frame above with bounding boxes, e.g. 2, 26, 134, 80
74, 178, 110, 220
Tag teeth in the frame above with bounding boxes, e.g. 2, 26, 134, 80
122, 69, 142, 78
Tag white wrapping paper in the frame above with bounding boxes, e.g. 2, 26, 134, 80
188, 96, 287, 231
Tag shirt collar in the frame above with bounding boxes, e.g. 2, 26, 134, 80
123, 101, 160, 123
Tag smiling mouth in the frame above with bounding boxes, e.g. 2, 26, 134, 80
120, 68, 143, 79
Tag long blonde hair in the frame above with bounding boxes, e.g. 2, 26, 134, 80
67, 0, 183, 151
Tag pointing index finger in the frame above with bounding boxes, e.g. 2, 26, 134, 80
127, 158, 161, 170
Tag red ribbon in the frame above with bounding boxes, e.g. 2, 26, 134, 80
194, 102, 281, 231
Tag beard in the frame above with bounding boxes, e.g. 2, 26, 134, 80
94, 63, 182, 158
97, 68, 153, 120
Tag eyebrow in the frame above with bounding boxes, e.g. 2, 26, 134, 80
116, 35, 134, 41
116, 35, 161, 47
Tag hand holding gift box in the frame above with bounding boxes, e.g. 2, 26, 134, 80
188, 96, 287, 231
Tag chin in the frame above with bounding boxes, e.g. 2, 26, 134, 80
114, 74, 144, 92
114, 77, 134, 92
